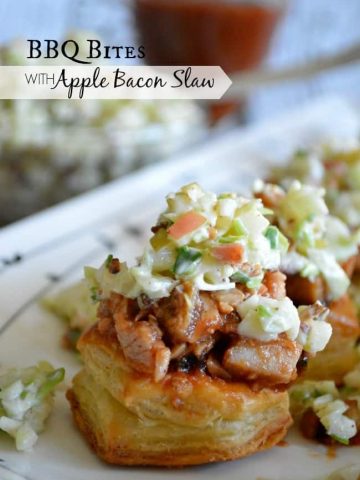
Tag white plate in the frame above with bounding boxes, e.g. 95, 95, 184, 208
1, 96, 360, 480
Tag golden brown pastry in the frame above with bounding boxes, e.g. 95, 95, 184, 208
67, 319, 291, 466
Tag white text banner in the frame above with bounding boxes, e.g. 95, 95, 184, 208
0, 66, 232, 100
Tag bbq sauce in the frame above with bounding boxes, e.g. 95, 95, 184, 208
134, 0, 283, 73
134, 0, 284, 121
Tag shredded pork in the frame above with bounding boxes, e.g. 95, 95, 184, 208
98, 267, 304, 385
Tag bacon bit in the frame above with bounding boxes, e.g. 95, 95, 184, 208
212, 289, 245, 314
97, 298, 112, 319
277, 440, 288, 447
151, 222, 169, 234
212, 244, 244, 264
263, 271, 286, 300
218, 301, 234, 314
108, 258, 121, 274
168, 211, 206, 240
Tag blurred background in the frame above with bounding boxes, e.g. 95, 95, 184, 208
1, 0, 360, 226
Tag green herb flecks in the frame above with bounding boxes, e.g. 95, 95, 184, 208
174, 246, 202, 277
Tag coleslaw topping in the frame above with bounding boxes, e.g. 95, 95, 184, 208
86, 183, 288, 300
255, 180, 359, 300
272, 143, 360, 229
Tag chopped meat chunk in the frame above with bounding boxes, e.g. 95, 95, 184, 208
206, 354, 231, 380
154, 282, 201, 344
114, 310, 170, 381
155, 283, 224, 344
195, 292, 223, 339
211, 288, 245, 314
286, 274, 325, 305
263, 271, 286, 300
223, 336, 302, 385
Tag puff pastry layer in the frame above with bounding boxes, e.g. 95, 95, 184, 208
67, 324, 292, 466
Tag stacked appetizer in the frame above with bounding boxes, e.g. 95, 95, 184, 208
67, 183, 331, 466
254, 180, 360, 383
269, 145, 360, 447
272, 144, 360, 308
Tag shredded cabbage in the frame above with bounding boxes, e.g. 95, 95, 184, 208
277, 181, 328, 249
290, 379, 357, 444
272, 143, 360, 230
313, 396, 356, 442
256, 181, 358, 300
0, 362, 64, 451
325, 216, 360, 262
307, 249, 350, 300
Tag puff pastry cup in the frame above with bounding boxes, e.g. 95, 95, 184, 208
67, 320, 291, 467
